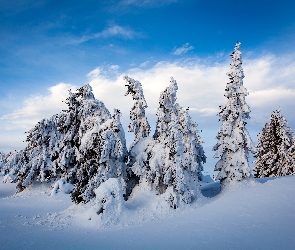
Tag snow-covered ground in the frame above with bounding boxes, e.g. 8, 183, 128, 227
0, 176, 294, 250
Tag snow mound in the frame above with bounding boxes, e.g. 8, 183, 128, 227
51, 178, 74, 196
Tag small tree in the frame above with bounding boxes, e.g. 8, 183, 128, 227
254, 109, 294, 177
213, 42, 255, 188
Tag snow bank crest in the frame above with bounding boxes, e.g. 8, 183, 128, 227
222, 177, 260, 193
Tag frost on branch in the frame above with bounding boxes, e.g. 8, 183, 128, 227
253, 109, 294, 177
213, 42, 255, 188
129, 77, 206, 208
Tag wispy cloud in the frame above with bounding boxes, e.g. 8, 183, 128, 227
121, 0, 177, 7
173, 43, 194, 55
73, 25, 141, 44
139, 61, 150, 67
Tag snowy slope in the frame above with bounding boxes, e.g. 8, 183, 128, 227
0, 176, 294, 250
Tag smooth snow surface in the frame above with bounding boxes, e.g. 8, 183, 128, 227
0, 177, 294, 249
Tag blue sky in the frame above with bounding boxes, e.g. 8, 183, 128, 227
1, 0, 295, 174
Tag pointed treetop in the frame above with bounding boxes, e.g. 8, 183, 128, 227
235, 41, 241, 48
77, 83, 95, 100
123, 76, 145, 101
124, 75, 150, 145
159, 77, 178, 109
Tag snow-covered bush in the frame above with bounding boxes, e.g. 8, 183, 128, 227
1, 150, 24, 182
94, 178, 125, 226
51, 178, 74, 195
129, 77, 206, 208
213, 42, 255, 188
254, 109, 294, 177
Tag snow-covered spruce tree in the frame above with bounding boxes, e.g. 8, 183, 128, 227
55, 84, 112, 183
213, 42, 255, 188
123, 76, 150, 147
71, 109, 128, 204
176, 103, 206, 180
0, 151, 6, 173
16, 118, 62, 191
130, 77, 206, 208
2, 150, 25, 183
253, 109, 294, 177
123, 76, 151, 196
16, 83, 128, 201
286, 137, 295, 175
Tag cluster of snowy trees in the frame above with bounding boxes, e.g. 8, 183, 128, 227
124, 76, 206, 208
0, 75, 206, 208
1, 42, 295, 210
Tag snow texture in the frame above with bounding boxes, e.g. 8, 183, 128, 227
213, 42, 255, 188
0, 176, 294, 249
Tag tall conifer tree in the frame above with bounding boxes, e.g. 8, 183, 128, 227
213, 42, 254, 187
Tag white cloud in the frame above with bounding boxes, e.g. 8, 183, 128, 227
86, 68, 101, 79
109, 65, 120, 71
173, 43, 194, 55
0, 83, 76, 130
